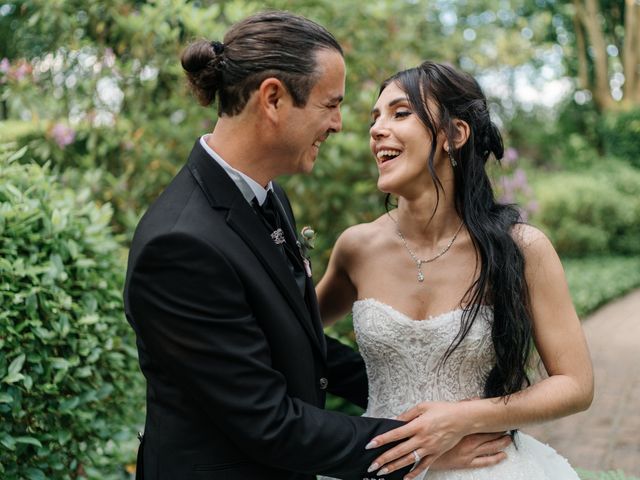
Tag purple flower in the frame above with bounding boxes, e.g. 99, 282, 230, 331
527, 200, 539, 214
51, 123, 76, 148
0, 58, 9, 74
9, 61, 32, 82
503, 147, 519, 167
512, 168, 528, 188
499, 193, 515, 204
500, 176, 513, 193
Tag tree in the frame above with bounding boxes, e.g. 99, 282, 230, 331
570, 0, 640, 110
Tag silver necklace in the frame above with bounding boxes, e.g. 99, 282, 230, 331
393, 217, 465, 283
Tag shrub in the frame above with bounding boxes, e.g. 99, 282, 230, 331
0, 120, 42, 144
532, 163, 640, 256
563, 256, 640, 317
600, 108, 640, 168
5, 118, 183, 236
505, 100, 602, 171
0, 145, 143, 479
577, 469, 640, 480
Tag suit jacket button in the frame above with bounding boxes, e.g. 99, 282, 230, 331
319, 377, 328, 390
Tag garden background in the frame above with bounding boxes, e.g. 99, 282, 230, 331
1, 0, 639, 478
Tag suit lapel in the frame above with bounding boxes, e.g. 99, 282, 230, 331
226, 206, 323, 353
186, 141, 324, 356
271, 190, 327, 354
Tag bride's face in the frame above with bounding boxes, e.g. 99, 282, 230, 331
369, 82, 439, 196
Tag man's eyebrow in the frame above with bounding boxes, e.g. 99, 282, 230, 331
370, 97, 409, 115
328, 95, 344, 104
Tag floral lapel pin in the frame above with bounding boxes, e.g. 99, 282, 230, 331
297, 226, 316, 278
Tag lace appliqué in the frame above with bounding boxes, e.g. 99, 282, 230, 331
354, 300, 495, 418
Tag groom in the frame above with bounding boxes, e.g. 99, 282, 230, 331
124, 10, 508, 480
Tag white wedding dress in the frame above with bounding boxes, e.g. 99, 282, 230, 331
319, 299, 580, 480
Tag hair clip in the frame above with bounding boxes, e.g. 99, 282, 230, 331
210, 41, 225, 55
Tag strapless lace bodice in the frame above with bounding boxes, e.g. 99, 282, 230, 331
324, 298, 580, 480
354, 299, 495, 418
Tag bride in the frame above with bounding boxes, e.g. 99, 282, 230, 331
316, 61, 593, 479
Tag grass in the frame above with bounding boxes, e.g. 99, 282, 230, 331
562, 255, 640, 318
578, 469, 640, 480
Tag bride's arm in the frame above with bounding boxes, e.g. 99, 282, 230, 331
316, 226, 360, 326
365, 225, 594, 478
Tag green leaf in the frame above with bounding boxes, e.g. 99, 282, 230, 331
49, 357, 69, 370
0, 393, 13, 403
78, 314, 99, 325
57, 430, 71, 445
0, 433, 16, 450
3, 183, 23, 200
3, 354, 27, 384
7, 145, 28, 163
59, 396, 79, 412
15, 436, 43, 448
7, 354, 26, 376
2, 372, 24, 384
25, 468, 47, 480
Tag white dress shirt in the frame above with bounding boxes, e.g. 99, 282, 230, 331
199, 134, 273, 206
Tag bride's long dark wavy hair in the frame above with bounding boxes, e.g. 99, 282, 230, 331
380, 61, 533, 399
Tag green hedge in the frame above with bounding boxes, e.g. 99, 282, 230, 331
532, 163, 640, 256
600, 108, 640, 168
563, 255, 640, 318
578, 469, 640, 480
0, 121, 42, 144
0, 145, 143, 479
0, 119, 178, 236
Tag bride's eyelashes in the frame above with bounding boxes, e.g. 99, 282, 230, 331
394, 110, 412, 118
369, 109, 413, 127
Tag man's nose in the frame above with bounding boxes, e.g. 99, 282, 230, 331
330, 108, 342, 133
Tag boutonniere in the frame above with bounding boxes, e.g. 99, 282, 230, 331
299, 226, 316, 251
297, 226, 316, 278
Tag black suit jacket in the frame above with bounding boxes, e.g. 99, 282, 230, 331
124, 141, 410, 479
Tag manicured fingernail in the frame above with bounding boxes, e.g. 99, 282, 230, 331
367, 462, 379, 473
365, 440, 378, 449
377, 467, 389, 475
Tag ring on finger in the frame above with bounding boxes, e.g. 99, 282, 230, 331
409, 449, 422, 472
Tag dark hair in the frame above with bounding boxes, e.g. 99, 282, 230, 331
380, 61, 533, 400
181, 10, 343, 116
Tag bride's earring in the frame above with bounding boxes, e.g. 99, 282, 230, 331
445, 145, 457, 167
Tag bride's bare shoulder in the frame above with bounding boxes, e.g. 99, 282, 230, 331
511, 223, 562, 276
511, 223, 554, 253
334, 213, 395, 259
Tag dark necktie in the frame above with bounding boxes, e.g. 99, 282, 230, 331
255, 191, 279, 234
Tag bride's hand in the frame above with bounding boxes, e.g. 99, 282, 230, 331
365, 401, 470, 478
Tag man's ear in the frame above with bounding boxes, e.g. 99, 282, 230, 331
257, 78, 289, 123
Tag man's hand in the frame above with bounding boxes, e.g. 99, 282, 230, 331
430, 432, 511, 470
